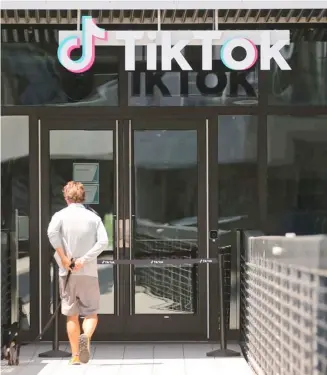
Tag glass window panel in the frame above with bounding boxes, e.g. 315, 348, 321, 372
268, 41, 327, 106
218, 115, 258, 228
49, 129, 116, 314
134, 265, 198, 314
133, 129, 198, 314
1, 116, 31, 330
267, 115, 327, 234
1, 43, 119, 106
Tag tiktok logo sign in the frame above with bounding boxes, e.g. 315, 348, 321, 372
58, 16, 291, 72
57, 16, 108, 73
220, 38, 258, 70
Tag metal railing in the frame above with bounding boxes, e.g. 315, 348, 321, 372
240, 232, 327, 375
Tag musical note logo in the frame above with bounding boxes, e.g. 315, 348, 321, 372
57, 16, 108, 73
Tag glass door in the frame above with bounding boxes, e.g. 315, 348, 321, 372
40, 116, 126, 341
121, 119, 208, 340
40, 115, 209, 341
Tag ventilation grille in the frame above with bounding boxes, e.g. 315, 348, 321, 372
1, 9, 326, 25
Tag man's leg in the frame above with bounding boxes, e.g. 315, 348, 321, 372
67, 315, 80, 358
78, 314, 98, 363
59, 276, 80, 365
82, 314, 98, 338
77, 276, 100, 364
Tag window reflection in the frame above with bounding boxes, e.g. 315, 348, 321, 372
267, 115, 327, 234
1, 44, 119, 106
268, 41, 327, 105
1, 116, 30, 330
128, 46, 258, 106
133, 129, 198, 314
218, 116, 258, 228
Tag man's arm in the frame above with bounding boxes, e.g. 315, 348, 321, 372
79, 219, 109, 263
47, 212, 71, 269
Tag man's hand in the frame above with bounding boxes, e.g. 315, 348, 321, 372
73, 258, 85, 272
61, 256, 73, 272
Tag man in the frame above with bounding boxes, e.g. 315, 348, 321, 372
47, 181, 108, 365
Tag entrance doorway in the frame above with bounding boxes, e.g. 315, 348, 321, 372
40, 115, 209, 341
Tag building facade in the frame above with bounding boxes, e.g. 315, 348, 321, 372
1, 7, 327, 342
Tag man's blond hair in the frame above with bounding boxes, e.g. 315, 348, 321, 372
62, 181, 85, 203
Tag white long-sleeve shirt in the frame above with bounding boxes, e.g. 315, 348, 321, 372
47, 203, 108, 277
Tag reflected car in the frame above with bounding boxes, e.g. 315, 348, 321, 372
168, 215, 247, 227
136, 215, 247, 240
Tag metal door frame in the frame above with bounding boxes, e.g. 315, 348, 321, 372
39, 115, 129, 341
38, 113, 211, 341
117, 117, 209, 341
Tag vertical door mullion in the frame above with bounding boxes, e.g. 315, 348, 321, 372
196, 119, 210, 335
27, 115, 40, 340
206, 118, 210, 339
118, 119, 132, 318
128, 119, 133, 315
126, 119, 136, 316
39, 120, 52, 340
115, 118, 128, 318
208, 116, 219, 340
114, 120, 120, 316
258, 69, 268, 232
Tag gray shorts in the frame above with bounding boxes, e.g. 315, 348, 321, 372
59, 275, 100, 317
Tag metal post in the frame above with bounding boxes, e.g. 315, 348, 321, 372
157, 9, 161, 31
39, 262, 70, 358
214, 9, 218, 30
1, 230, 11, 327
52, 268, 60, 351
206, 247, 240, 357
77, 9, 81, 30
218, 253, 227, 349
11, 209, 19, 323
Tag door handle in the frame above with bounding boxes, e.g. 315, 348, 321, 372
118, 219, 124, 249
125, 219, 130, 248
